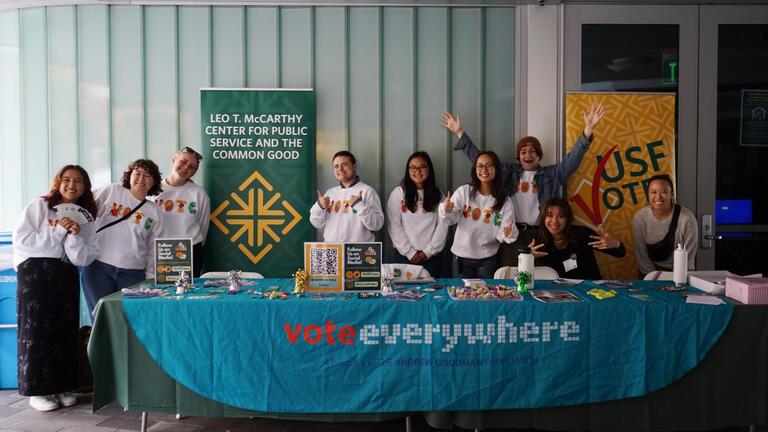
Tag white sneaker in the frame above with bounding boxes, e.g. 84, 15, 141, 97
57, 392, 77, 407
29, 395, 60, 412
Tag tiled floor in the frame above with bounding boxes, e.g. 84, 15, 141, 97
0, 390, 765, 432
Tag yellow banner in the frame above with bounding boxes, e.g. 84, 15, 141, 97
565, 92, 676, 279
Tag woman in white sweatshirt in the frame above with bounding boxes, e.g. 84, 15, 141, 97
386, 151, 447, 277
12, 165, 99, 411
81, 159, 163, 314
310, 150, 384, 242
439, 151, 518, 278
150, 147, 210, 277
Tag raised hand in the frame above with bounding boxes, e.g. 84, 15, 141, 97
583, 102, 606, 139
588, 225, 620, 250
316, 190, 330, 210
443, 190, 454, 213
349, 190, 363, 205
440, 112, 464, 137
528, 239, 548, 258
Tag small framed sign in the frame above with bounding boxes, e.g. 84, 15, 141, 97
155, 238, 193, 284
304, 242, 344, 292
343, 243, 382, 292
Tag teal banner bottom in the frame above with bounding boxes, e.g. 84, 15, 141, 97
123, 279, 733, 413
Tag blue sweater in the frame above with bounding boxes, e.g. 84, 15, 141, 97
454, 132, 593, 203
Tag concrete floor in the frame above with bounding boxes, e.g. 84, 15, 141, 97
0, 390, 764, 432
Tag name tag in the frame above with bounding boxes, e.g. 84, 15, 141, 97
563, 258, 578, 273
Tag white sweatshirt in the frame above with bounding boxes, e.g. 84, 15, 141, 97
12, 198, 100, 270
439, 184, 518, 259
386, 186, 447, 259
150, 179, 211, 245
309, 179, 384, 242
93, 184, 163, 278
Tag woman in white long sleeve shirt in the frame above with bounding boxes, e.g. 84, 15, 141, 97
439, 151, 518, 278
81, 159, 163, 315
150, 147, 210, 277
387, 151, 447, 277
12, 165, 99, 412
310, 151, 384, 242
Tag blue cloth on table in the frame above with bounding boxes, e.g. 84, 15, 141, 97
122, 279, 733, 413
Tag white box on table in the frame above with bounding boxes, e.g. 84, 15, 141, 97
725, 277, 768, 304
688, 271, 761, 295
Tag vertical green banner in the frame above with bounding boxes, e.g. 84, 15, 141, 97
201, 89, 315, 277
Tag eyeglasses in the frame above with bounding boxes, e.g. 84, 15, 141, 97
408, 165, 428, 173
475, 163, 495, 170
181, 146, 203, 161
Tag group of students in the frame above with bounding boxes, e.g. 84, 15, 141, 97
311, 104, 698, 282
11, 148, 210, 412
10, 104, 698, 412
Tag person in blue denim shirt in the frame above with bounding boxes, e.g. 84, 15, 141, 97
440, 103, 605, 267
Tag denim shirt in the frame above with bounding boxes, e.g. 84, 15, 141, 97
454, 132, 593, 203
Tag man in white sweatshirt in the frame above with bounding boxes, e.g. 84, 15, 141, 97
310, 151, 384, 242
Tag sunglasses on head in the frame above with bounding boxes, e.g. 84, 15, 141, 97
181, 147, 203, 160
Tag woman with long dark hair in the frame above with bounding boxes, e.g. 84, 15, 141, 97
12, 165, 99, 411
439, 151, 518, 278
530, 197, 625, 279
386, 151, 447, 277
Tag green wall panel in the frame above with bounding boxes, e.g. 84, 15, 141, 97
48, 6, 79, 171
178, 6, 211, 183
144, 6, 178, 170
212, 6, 244, 87
0, 4, 515, 239
109, 6, 144, 179
314, 7, 347, 197
417, 8, 450, 191
246, 7, 278, 87
0, 10, 22, 229
280, 7, 313, 88
383, 7, 415, 197
77, 5, 111, 187
348, 7, 381, 193
20, 7, 49, 199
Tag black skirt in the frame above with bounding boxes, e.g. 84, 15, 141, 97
16, 257, 79, 396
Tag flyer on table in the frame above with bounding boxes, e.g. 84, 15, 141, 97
155, 238, 193, 284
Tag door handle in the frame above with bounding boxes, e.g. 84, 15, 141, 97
701, 214, 719, 249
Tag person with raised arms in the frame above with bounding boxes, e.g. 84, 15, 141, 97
439, 151, 518, 278
387, 151, 448, 277
310, 150, 384, 242
441, 103, 605, 267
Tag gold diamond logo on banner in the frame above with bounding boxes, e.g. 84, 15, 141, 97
209, 170, 303, 264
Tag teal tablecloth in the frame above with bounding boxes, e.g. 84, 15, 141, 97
120, 279, 732, 413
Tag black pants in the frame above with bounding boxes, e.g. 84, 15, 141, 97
16, 258, 79, 396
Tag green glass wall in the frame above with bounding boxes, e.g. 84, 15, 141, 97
0, 5, 515, 235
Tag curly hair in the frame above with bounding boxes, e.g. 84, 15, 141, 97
43, 165, 98, 218
121, 159, 163, 196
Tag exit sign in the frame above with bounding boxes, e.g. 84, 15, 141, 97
662, 53, 678, 85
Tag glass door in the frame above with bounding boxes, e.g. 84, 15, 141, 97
698, 6, 768, 274
563, 4, 701, 266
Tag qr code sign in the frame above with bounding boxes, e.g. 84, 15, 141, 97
310, 247, 339, 276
